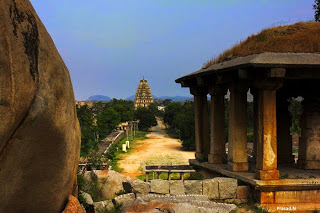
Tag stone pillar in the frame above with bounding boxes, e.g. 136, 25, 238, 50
208, 86, 226, 164
298, 97, 320, 169
190, 87, 210, 161
251, 89, 258, 162
228, 83, 249, 172
255, 80, 282, 180
276, 92, 294, 164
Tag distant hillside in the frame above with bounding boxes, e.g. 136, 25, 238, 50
126, 95, 136, 100
157, 96, 192, 102
126, 95, 192, 102
87, 95, 111, 101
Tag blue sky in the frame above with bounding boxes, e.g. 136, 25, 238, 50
30, 0, 314, 100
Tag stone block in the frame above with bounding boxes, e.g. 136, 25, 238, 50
93, 200, 114, 212
113, 193, 136, 209
150, 179, 170, 194
79, 191, 93, 205
275, 190, 320, 204
184, 180, 202, 195
169, 180, 185, 195
259, 192, 274, 204
216, 177, 237, 199
130, 180, 150, 194
236, 186, 251, 199
203, 179, 219, 199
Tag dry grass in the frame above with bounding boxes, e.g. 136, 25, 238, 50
203, 21, 320, 68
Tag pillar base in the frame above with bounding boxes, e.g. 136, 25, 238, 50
208, 154, 224, 164
227, 162, 248, 172
195, 152, 208, 161
255, 169, 279, 180
297, 160, 320, 169
278, 155, 295, 164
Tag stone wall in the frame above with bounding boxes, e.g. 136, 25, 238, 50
124, 177, 252, 203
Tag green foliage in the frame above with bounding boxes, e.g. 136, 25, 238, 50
77, 170, 105, 202
77, 105, 98, 157
97, 107, 121, 139
107, 99, 134, 122
105, 131, 148, 172
186, 171, 204, 180
314, 0, 320, 21
162, 99, 172, 106
252, 205, 269, 213
134, 107, 157, 131
163, 102, 183, 126
163, 101, 195, 150
288, 98, 303, 135
148, 103, 164, 118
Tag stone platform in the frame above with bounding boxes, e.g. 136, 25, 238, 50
190, 159, 320, 212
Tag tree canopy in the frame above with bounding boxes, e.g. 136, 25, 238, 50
314, 0, 320, 21
134, 106, 157, 131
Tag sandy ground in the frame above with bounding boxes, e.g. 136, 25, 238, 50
118, 119, 195, 178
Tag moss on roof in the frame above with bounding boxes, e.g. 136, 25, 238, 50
203, 22, 320, 68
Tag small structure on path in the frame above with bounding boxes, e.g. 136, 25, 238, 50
175, 22, 320, 211
134, 78, 153, 109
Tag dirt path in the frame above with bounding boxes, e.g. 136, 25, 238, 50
118, 119, 195, 178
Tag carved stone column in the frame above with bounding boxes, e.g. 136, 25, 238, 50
298, 97, 320, 169
228, 82, 249, 172
251, 89, 258, 162
277, 92, 294, 164
208, 86, 227, 164
190, 87, 210, 161
255, 80, 282, 180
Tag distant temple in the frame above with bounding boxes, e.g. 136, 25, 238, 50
134, 78, 153, 109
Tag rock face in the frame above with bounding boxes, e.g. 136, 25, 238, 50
62, 196, 86, 213
0, 0, 80, 212
95, 170, 132, 200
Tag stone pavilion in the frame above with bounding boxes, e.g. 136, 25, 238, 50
175, 22, 320, 211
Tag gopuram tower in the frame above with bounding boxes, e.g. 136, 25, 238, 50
134, 78, 153, 109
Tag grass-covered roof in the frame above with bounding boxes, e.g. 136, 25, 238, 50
203, 22, 320, 68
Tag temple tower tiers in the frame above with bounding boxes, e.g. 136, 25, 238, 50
134, 79, 153, 109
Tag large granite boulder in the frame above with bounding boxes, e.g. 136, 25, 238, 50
0, 0, 80, 212
95, 170, 132, 200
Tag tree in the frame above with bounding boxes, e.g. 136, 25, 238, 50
113, 104, 133, 122
172, 101, 195, 150
76, 105, 97, 157
96, 107, 121, 139
162, 99, 172, 106
314, 0, 320, 21
163, 102, 183, 127
134, 107, 157, 131
288, 98, 303, 135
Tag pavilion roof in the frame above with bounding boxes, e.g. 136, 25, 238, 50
176, 52, 320, 83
